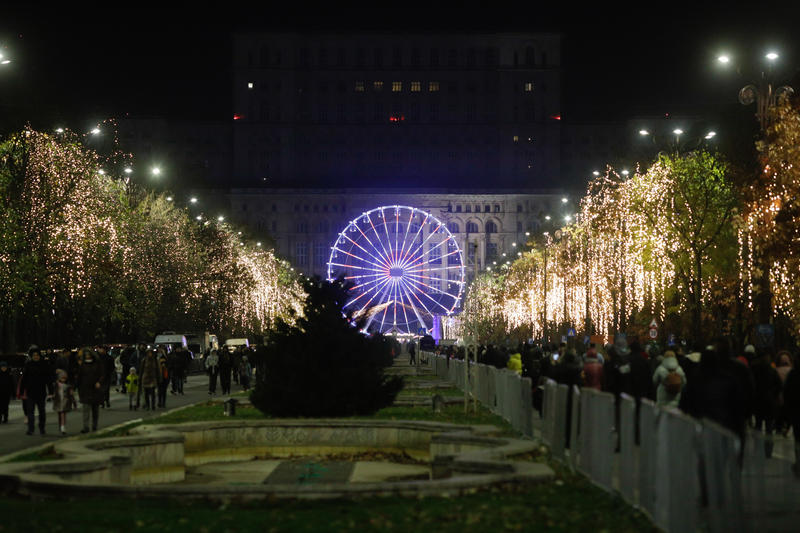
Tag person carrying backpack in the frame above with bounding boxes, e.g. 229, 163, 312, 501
653, 350, 686, 407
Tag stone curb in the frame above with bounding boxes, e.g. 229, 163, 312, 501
0, 419, 554, 501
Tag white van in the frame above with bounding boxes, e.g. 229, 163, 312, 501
224, 338, 250, 352
154, 333, 189, 353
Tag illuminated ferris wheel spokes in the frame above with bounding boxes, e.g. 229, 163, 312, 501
327, 205, 464, 335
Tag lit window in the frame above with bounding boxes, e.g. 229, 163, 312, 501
355, 81, 365, 92
392, 81, 402, 92
513, 135, 519, 142
428, 81, 440, 92
430, 245, 441, 264
373, 81, 383, 91
411, 81, 421, 92
247, 82, 254, 89
524, 82, 533, 92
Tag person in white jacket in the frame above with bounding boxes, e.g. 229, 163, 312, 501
205, 349, 220, 396
653, 350, 686, 407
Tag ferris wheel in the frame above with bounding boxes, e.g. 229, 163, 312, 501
327, 205, 465, 335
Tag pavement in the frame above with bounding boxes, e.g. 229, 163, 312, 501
0, 374, 232, 457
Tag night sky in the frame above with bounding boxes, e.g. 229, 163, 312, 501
2, 2, 800, 133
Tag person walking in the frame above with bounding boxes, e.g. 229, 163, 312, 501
652, 350, 686, 407
125, 367, 139, 410
239, 355, 252, 391
114, 351, 123, 393
205, 349, 220, 395
76, 349, 105, 433
219, 348, 232, 396
0, 361, 15, 423
582, 347, 604, 391
19, 346, 54, 436
156, 353, 170, 408
751, 350, 783, 458
52, 369, 76, 435
782, 364, 800, 477
98, 346, 114, 408
409, 342, 416, 366
776, 351, 794, 435
139, 350, 160, 410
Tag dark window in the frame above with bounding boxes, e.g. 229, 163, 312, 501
525, 46, 535, 66
484, 205, 490, 213
486, 242, 498, 260
466, 221, 478, 233
486, 221, 497, 233
430, 48, 439, 67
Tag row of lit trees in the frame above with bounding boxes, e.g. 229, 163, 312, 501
0, 127, 305, 352
461, 101, 800, 347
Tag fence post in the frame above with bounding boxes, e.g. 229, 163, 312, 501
638, 399, 657, 516
589, 391, 615, 491
652, 408, 700, 533
569, 385, 581, 470
618, 393, 636, 505
700, 419, 743, 533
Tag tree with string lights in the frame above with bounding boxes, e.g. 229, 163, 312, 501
742, 99, 800, 339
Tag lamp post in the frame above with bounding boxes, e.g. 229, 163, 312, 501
719, 51, 795, 132
718, 50, 795, 327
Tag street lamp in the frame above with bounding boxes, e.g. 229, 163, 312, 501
190, 197, 198, 204
151, 167, 161, 176
719, 51, 795, 131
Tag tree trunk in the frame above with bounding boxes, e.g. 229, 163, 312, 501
692, 251, 703, 347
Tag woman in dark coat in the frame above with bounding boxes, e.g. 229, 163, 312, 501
76, 348, 105, 433
782, 366, 800, 477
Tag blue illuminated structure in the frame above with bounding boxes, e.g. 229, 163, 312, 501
327, 205, 465, 335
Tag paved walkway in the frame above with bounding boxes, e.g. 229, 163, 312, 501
0, 374, 228, 457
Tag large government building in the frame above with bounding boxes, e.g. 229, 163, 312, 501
225, 188, 569, 282
223, 32, 567, 281
123, 32, 585, 284
230, 32, 562, 189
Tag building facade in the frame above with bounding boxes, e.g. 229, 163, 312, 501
226, 188, 569, 282
231, 32, 562, 189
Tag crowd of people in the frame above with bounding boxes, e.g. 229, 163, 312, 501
434, 337, 800, 476
1, 343, 256, 437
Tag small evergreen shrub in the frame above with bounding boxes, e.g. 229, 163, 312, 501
250, 277, 404, 417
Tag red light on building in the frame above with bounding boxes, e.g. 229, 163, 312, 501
233, 114, 243, 121
550, 114, 561, 121
389, 115, 405, 123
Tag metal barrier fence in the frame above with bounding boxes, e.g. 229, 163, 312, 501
423, 353, 799, 532
540, 380, 799, 533
426, 354, 534, 437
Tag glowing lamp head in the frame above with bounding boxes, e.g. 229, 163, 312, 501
217, 216, 224, 222
673, 129, 684, 135
190, 197, 198, 203
124, 167, 132, 174
545, 215, 551, 221
766, 52, 779, 61
639, 129, 650, 136
90, 128, 100, 135
151, 167, 161, 176
717, 55, 730, 64
622, 169, 630, 176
